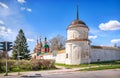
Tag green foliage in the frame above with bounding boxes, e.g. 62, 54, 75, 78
11, 67, 19, 72
12, 29, 30, 60
0, 59, 55, 73
20, 60, 31, 70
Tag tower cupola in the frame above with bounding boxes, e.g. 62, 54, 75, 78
66, 6, 89, 41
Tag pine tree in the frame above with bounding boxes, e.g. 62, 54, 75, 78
12, 29, 30, 60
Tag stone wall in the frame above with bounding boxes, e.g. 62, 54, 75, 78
55, 53, 66, 63
32, 46, 120, 64
41, 52, 66, 64
90, 46, 120, 62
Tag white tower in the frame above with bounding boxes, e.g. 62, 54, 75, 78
65, 6, 90, 65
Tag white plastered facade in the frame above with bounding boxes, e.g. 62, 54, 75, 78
65, 23, 90, 65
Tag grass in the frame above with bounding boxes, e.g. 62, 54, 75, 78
80, 65, 120, 71
55, 60, 120, 70
91, 60, 120, 64
55, 63, 96, 68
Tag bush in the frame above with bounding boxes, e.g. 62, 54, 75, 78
8, 60, 17, 71
0, 59, 55, 73
20, 60, 31, 71
11, 67, 19, 72
30, 59, 55, 70
0, 59, 17, 73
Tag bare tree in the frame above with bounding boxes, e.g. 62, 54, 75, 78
49, 35, 66, 51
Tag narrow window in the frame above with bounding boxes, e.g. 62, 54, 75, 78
66, 53, 68, 58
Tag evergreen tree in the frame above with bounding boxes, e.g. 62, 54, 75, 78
12, 29, 30, 60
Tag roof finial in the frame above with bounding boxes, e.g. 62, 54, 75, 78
76, 5, 79, 20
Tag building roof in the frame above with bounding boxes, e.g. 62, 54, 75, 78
91, 45, 120, 50
67, 6, 88, 30
70, 19, 86, 25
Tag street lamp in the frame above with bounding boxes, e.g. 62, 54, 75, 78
17, 51, 22, 75
17, 51, 20, 75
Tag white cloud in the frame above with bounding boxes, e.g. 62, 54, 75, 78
111, 39, 120, 44
0, 26, 13, 38
0, 2, 8, 9
0, 26, 5, 32
27, 38, 35, 42
17, 0, 26, 3
89, 35, 98, 39
26, 8, 32, 12
7, 29, 12, 33
99, 20, 120, 31
20, 7, 25, 11
0, 20, 4, 25
20, 7, 32, 12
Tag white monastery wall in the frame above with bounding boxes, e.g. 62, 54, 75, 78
43, 54, 54, 59
42, 53, 66, 64
90, 46, 120, 62
55, 53, 66, 63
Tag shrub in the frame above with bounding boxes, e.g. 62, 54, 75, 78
30, 59, 55, 70
0, 59, 55, 73
20, 60, 31, 71
30, 59, 41, 70
11, 67, 19, 72
0, 59, 6, 73
8, 60, 17, 71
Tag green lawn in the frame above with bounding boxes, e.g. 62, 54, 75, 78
55, 63, 97, 68
55, 60, 120, 70
80, 65, 120, 71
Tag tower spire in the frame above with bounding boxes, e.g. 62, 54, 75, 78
40, 36, 42, 42
39, 35, 43, 48
76, 5, 79, 20
37, 35, 38, 43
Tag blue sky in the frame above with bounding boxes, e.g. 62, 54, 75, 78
0, 0, 120, 53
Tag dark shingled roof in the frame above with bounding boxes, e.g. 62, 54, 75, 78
71, 19, 86, 25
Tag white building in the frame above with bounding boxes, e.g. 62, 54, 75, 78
31, 6, 120, 65
65, 6, 90, 65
